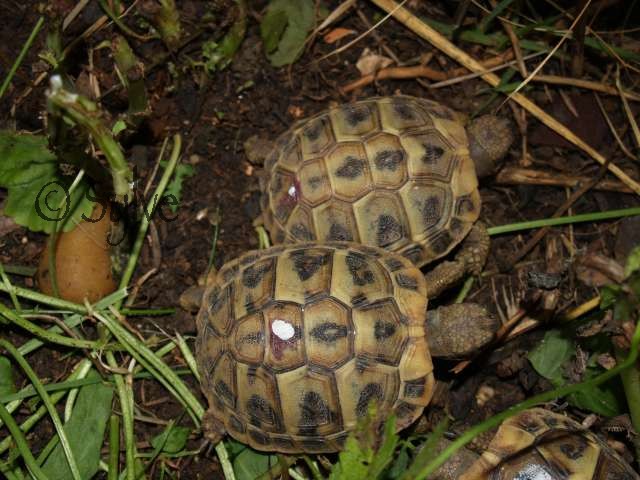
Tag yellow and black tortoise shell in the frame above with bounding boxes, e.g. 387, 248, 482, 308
195, 242, 434, 453
461, 408, 640, 479
261, 96, 481, 268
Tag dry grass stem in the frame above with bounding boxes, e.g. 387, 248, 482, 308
368, 0, 640, 196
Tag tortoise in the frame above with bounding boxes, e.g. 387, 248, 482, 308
438, 408, 640, 479
246, 95, 513, 298
195, 242, 499, 453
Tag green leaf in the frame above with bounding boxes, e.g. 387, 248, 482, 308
261, 9, 288, 53
151, 425, 191, 454
160, 161, 195, 213
528, 329, 574, 386
625, 245, 640, 277
232, 447, 277, 480
328, 436, 370, 480
0, 131, 94, 233
260, 0, 315, 67
41, 370, 113, 480
368, 415, 398, 477
0, 356, 16, 397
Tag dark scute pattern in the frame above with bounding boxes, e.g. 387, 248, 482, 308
222, 265, 239, 282
519, 415, 543, 433
310, 322, 349, 343
345, 252, 375, 286
396, 273, 418, 290
238, 331, 264, 345
290, 250, 330, 281
355, 383, 384, 418
455, 195, 475, 216
376, 214, 403, 247
215, 380, 236, 406
559, 437, 588, 460
246, 394, 278, 428
298, 391, 332, 434
242, 260, 273, 288
543, 414, 559, 428
430, 231, 453, 255
208, 287, 224, 313
384, 258, 404, 272
374, 319, 396, 340
449, 217, 463, 234
249, 429, 270, 445
421, 196, 441, 227
344, 106, 370, 126
303, 120, 324, 141
291, 223, 315, 241
328, 223, 353, 241
374, 150, 404, 171
392, 101, 416, 120
229, 415, 245, 433
351, 293, 369, 306
308, 175, 323, 189
335, 156, 365, 179
395, 401, 417, 419
272, 437, 295, 449
403, 378, 426, 398
401, 246, 423, 264
421, 143, 445, 164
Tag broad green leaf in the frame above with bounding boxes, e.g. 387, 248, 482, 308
368, 415, 398, 477
328, 436, 370, 480
0, 131, 94, 233
41, 370, 113, 479
151, 425, 191, 454
260, 0, 314, 67
0, 356, 16, 397
528, 329, 574, 386
232, 447, 277, 480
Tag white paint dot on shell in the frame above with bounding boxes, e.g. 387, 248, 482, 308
272, 319, 295, 341
515, 464, 553, 480
287, 185, 296, 197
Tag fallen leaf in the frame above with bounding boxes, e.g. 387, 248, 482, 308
355, 48, 393, 76
323, 27, 356, 44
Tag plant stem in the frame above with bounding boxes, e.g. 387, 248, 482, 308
416, 319, 640, 479
616, 347, 640, 460
0, 16, 44, 100
0, 339, 82, 480
0, 403, 48, 480
487, 207, 640, 235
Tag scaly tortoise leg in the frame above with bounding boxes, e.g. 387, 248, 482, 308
423, 222, 490, 299
425, 303, 499, 359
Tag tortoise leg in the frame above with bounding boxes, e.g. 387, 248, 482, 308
423, 222, 490, 298
425, 303, 499, 359
202, 408, 226, 444
243, 135, 275, 165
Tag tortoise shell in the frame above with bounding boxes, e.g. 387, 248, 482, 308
195, 242, 434, 453
260, 96, 481, 268
461, 408, 640, 479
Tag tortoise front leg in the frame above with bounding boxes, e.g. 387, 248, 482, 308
423, 222, 490, 299
425, 303, 499, 359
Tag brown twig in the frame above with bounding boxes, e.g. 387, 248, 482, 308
495, 166, 633, 193
367, 0, 640, 196
341, 50, 513, 93
502, 162, 610, 271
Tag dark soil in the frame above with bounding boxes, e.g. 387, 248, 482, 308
1, 0, 640, 478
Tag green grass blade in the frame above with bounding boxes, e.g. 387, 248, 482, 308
487, 207, 640, 236
414, 319, 640, 478
0, 16, 44, 100
0, 402, 48, 480
0, 339, 82, 480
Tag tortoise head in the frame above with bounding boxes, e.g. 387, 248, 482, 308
466, 114, 513, 178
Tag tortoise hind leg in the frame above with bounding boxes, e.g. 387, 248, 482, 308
423, 222, 490, 299
425, 303, 499, 359
202, 408, 226, 444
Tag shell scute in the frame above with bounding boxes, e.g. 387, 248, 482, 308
196, 243, 434, 453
